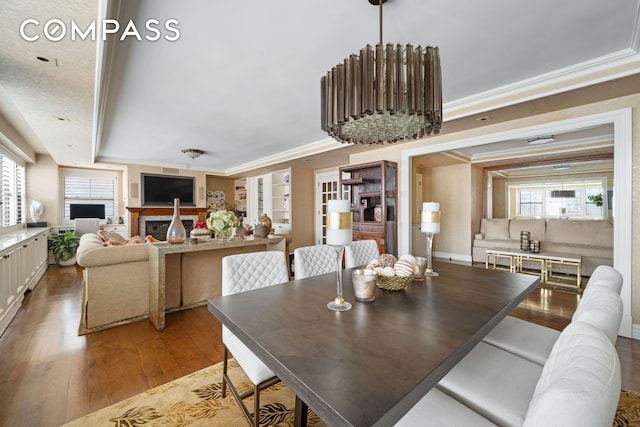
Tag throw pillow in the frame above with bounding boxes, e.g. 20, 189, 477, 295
97, 229, 126, 244
481, 218, 510, 240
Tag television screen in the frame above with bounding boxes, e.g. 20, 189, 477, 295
70, 204, 106, 219
142, 173, 195, 206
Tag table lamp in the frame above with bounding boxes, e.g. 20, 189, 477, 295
421, 201, 440, 277
326, 199, 353, 311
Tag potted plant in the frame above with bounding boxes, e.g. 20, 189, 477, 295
48, 230, 80, 266
587, 193, 604, 207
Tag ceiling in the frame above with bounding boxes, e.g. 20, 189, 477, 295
0, 0, 638, 175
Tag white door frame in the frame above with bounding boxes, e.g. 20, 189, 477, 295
315, 170, 340, 245
400, 108, 633, 338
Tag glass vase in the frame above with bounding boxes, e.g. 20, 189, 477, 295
166, 198, 186, 244
215, 228, 232, 241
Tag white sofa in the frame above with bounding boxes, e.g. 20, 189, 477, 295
472, 218, 613, 276
396, 265, 623, 427
76, 233, 182, 332
76, 232, 279, 333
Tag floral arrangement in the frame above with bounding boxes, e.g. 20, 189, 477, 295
193, 218, 208, 229
206, 209, 240, 233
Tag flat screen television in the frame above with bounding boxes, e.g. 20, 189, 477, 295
70, 203, 106, 219
141, 173, 195, 206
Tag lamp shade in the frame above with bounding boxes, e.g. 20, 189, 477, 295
421, 201, 440, 234
326, 199, 353, 246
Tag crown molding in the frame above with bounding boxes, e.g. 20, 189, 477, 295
443, 49, 640, 121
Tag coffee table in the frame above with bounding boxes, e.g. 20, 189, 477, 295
485, 248, 582, 291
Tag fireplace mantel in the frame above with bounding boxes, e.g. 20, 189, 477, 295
127, 206, 207, 236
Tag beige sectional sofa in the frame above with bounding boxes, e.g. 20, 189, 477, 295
76, 233, 182, 332
472, 218, 613, 276
77, 232, 275, 333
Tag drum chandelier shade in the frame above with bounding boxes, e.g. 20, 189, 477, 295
320, 1, 442, 144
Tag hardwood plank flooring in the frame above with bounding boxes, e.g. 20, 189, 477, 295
0, 264, 638, 426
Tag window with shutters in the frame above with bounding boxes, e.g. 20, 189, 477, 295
0, 147, 26, 231
61, 168, 117, 225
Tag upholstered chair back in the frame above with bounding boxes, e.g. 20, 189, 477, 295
294, 245, 338, 280
344, 239, 380, 269
222, 251, 289, 296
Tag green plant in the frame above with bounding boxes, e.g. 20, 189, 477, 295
48, 230, 80, 263
587, 193, 604, 207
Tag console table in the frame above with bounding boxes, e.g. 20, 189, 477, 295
485, 248, 581, 291
148, 236, 285, 330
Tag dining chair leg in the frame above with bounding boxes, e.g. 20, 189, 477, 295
253, 383, 260, 427
222, 345, 229, 398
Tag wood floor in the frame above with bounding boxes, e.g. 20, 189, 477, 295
0, 264, 638, 426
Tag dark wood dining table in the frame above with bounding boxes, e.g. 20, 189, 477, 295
207, 260, 539, 426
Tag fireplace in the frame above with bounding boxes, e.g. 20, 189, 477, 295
127, 206, 208, 238
145, 220, 194, 241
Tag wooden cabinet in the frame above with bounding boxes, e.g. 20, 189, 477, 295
340, 161, 397, 255
0, 229, 49, 336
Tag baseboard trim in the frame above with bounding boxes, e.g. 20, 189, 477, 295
629, 321, 640, 340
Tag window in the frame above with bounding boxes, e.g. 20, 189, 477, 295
518, 190, 543, 217
0, 147, 26, 230
511, 179, 607, 219
61, 169, 117, 224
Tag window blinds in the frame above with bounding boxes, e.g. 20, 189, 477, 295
63, 173, 116, 221
0, 150, 26, 228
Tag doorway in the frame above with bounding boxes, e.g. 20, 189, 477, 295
400, 109, 633, 337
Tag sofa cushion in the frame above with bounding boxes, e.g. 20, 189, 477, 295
542, 242, 612, 259
545, 219, 613, 247
437, 342, 543, 427
508, 219, 546, 242
483, 316, 560, 366
473, 239, 520, 250
481, 218, 510, 240
77, 234, 151, 267
571, 287, 622, 344
523, 322, 620, 427
397, 388, 497, 426
586, 265, 623, 294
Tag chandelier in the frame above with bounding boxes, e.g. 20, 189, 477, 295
321, 0, 442, 144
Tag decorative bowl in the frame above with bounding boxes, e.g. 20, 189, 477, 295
376, 274, 414, 291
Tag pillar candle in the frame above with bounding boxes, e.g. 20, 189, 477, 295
421, 201, 441, 234
326, 199, 353, 246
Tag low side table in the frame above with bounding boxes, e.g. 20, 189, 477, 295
485, 249, 516, 273
545, 253, 582, 291
516, 252, 547, 283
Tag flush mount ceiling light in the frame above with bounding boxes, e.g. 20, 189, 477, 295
181, 148, 204, 160
321, 0, 442, 144
528, 135, 555, 145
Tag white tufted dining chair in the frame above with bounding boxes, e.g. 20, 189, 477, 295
221, 251, 290, 427
344, 239, 380, 268
294, 244, 338, 280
